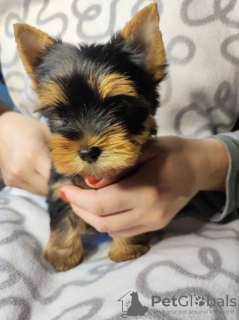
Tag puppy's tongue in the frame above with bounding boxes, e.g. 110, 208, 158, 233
85, 177, 102, 185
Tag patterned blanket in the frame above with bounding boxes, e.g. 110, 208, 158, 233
0, 187, 239, 319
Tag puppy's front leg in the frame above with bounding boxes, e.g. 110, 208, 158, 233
45, 194, 84, 271
109, 235, 150, 262
45, 170, 88, 271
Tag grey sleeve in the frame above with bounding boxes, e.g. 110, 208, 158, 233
191, 131, 239, 222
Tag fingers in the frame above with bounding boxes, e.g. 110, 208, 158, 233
86, 176, 115, 189
85, 168, 133, 189
85, 176, 115, 189
61, 160, 160, 216
71, 203, 156, 237
32, 170, 49, 194
2, 168, 48, 196
15, 144, 50, 194
61, 183, 135, 215
10, 178, 46, 196
71, 202, 161, 237
34, 149, 51, 180
21, 180, 47, 196
71, 203, 135, 232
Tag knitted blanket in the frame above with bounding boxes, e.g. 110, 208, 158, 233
0, 187, 239, 319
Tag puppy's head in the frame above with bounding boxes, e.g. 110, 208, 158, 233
14, 3, 166, 179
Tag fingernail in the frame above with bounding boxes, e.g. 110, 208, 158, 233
86, 177, 102, 185
59, 190, 71, 205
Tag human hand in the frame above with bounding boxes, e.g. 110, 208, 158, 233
60, 136, 229, 237
0, 112, 51, 195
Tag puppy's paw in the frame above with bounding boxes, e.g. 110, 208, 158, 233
45, 233, 83, 271
45, 248, 82, 271
109, 244, 150, 262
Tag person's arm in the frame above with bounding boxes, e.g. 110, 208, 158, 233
192, 131, 239, 222
0, 111, 51, 195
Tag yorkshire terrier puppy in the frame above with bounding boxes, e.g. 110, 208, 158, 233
14, 3, 166, 271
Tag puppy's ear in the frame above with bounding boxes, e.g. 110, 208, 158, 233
120, 3, 166, 81
14, 24, 55, 88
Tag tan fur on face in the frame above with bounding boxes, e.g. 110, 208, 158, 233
97, 73, 137, 99
130, 115, 156, 146
48, 115, 155, 179
37, 81, 69, 109
49, 125, 138, 178
37, 72, 137, 109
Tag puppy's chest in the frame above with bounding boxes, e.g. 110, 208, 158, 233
48, 167, 93, 205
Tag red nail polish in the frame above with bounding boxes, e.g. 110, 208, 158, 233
86, 177, 101, 185
59, 190, 66, 198
59, 190, 71, 205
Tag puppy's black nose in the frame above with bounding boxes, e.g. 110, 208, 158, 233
80, 147, 101, 163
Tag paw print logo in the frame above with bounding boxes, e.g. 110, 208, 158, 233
195, 296, 205, 307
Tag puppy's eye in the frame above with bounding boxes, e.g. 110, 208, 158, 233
61, 116, 70, 125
